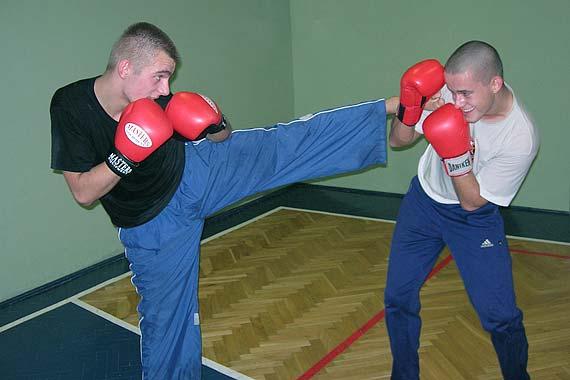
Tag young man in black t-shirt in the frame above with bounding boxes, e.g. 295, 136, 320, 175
51, 21, 398, 379
51, 77, 185, 226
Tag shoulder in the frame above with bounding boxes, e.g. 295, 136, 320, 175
508, 96, 540, 155
51, 77, 97, 109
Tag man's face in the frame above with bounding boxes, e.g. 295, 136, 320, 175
444, 70, 497, 123
123, 50, 176, 102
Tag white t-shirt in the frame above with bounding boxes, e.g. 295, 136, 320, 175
415, 85, 539, 207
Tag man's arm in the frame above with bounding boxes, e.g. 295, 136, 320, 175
62, 98, 174, 207
451, 173, 488, 211
389, 115, 423, 147
423, 104, 488, 211
390, 59, 445, 148
389, 93, 444, 148
384, 96, 399, 115
63, 164, 120, 206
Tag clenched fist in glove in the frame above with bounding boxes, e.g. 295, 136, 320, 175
166, 92, 229, 141
397, 59, 445, 126
423, 103, 473, 177
106, 98, 173, 177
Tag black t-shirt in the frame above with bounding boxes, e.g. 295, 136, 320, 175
50, 77, 185, 228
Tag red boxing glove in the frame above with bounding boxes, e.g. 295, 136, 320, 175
423, 104, 473, 177
106, 98, 173, 177
397, 59, 445, 126
165, 92, 228, 140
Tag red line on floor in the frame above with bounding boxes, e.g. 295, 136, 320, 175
297, 254, 454, 379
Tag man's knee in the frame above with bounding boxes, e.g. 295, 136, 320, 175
479, 305, 524, 334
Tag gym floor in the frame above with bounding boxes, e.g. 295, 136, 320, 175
1, 184, 568, 379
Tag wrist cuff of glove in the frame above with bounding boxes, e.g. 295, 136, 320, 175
442, 151, 472, 177
105, 148, 138, 177
194, 114, 229, 141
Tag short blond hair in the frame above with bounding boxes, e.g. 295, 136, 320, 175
106, 22, 179, 73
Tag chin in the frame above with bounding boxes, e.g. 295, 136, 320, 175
464, 111, 480, 123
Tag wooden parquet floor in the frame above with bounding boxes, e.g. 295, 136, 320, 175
80, 208, 570, 379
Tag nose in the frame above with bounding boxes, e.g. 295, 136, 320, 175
158, 79, 170, 96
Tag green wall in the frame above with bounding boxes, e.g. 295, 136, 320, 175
290, 0, 570, 212
1, 0, 568, 302
0, 0, 294, 302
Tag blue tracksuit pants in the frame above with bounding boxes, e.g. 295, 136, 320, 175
384, 176, 529, 380
119, 99, 387, 379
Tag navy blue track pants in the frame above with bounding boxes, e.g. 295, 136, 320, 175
385, 177, 529, 380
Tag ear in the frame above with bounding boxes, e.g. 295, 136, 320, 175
117, 59, 131, 79
490, 76, 503, 94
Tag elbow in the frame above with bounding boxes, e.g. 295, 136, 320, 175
62, 170, 108, 207
389, 135, 406, 148
390, 136, 414, 149
459, 202, 479, 212
71, 190, 97, 207
389, 128, 417, 148
459, 198, 488, 212
389, 137, 399, 148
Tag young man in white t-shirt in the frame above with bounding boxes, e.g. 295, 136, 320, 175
385, 41, 539, 380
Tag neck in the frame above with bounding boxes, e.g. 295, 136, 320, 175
482, 85, 513, 123
94, 72, 129, 121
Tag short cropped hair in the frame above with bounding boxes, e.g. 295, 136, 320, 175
106, 22, 180, 72
445, 40, 503, 83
